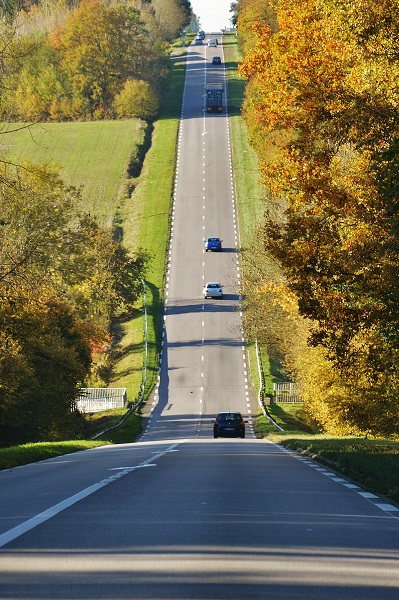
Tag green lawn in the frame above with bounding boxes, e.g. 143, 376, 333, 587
0, 120, 145, 227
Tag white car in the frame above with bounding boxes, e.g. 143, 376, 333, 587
203, 282, 223, 298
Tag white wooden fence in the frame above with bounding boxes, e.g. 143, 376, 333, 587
76, 388, 127, 413
273, 382, 302, 403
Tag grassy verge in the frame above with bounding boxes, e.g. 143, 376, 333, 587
256, 404, 399, 503
86, 408, 143, 443
224, 34, 280, 394
0, 440, 110, 470
224, 34, 266, 248
275, 433, 399, 504
0, 120, 144, 228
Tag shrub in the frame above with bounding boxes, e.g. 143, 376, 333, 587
113, 79, 160, 120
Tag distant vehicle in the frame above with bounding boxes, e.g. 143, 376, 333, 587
195, 37, 203, 45
208, 38, 218, 47
206, 82, 223, 112
203, 282, 223, 298
205, 237, 222, 251
198, 30, 205, 38
212, 56, 222, 65
213, 412, 246, 438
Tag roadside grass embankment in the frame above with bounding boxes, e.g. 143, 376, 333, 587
107, 50, 188, 417
0, 409, 143, 469
224, 35, 284, 399
0, 440, 110, 470
256, 404, 399, 504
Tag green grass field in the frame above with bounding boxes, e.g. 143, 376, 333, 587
0, 120, 145, 227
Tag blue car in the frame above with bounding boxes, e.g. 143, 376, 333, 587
205, 236, 222, 252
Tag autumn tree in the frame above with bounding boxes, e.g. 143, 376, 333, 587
56, 213, 149, 322
236, 0, 277, 55
0, 291, 92, 445
49, 0, 168, 118
238, 0, 399, 435
0, 162, 148, 444
113, 79, 160, 120
150, 0, 191, 42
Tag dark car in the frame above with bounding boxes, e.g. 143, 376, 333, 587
205, 236, 222, 251
212, 56, 222, 65
213, 412, 246, 438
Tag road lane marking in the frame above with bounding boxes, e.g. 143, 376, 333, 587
0, 441, 185, 549
282, 445, 399, 518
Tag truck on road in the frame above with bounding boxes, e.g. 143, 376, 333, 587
206, 82, 223, 112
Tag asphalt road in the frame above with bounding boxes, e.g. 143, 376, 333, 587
1, 35, 399, 599
140, 34, 255, 441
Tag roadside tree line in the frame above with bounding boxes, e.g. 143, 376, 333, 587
236, 0, 399, 436
0, 0, 192, 121
0, 161, 149, 445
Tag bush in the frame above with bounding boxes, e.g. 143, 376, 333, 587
113, 79, 160, 120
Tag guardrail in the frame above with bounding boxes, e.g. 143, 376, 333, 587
255, 341, 284, 432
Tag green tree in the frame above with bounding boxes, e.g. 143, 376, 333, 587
0, 162, 78, 290
150, 0, 190, 42
50, 0, 160, 117
56, 214, 149, 322
113, 79, 160, 120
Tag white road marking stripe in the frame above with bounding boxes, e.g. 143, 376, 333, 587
0, 441, 185, 549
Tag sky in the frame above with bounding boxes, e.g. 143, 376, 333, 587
189, 0, 234, 32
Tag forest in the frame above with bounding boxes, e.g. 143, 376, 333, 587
0, 0, 193, 445
0, 0, 192, 121
235, 0, 399, 436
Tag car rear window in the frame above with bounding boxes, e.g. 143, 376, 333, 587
218, 413, 241, 421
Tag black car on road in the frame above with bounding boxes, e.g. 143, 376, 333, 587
213, 412, 246, 438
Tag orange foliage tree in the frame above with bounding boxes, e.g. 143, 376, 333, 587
238, 0, 399, 434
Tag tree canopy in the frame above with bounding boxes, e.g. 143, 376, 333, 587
0, 162, 148, 444
1, 0, 192, 121
238, 0, 399, 435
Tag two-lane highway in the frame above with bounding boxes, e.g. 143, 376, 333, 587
1, 438, 399, 598
141, 35, 255, 441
